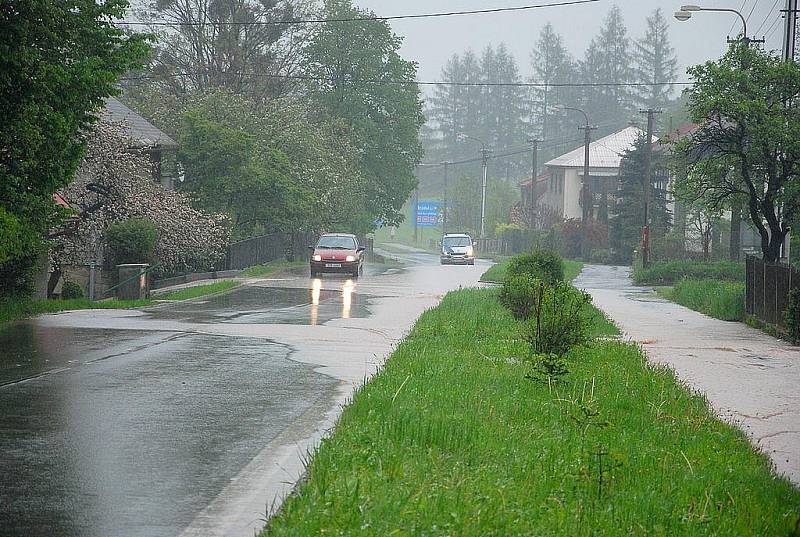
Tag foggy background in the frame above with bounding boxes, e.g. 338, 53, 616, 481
354, 0, 786, 90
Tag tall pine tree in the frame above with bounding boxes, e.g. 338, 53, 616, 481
634, 8, 678, 110
580, 6, 634, 134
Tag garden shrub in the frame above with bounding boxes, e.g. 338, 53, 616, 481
506, 250, 564, 285
785, 287, 800, 344
105, 218, 159, 265
61, 281, 84, 299
528, 280, 593, 357
499, 273, 537, 320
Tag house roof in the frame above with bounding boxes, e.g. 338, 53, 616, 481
544, 126, 655, 169
519, 173, 551, 188
103, 97, 178, 150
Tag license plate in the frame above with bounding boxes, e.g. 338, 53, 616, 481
325, 263, 342, 268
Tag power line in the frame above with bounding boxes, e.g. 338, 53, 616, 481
765, 14, 784, 41
754, 0, 782, 36
729, 1, 749, 36
118, 70, 692, 88
745, 0, 758, 25
114, 0, 600, 27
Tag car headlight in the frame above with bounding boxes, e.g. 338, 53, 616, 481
345, 255, 356, 262
312, 254, 322, 261
466, 247, 474, 256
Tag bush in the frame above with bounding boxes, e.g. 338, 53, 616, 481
105, 218, 159, 265
784, 288, 800, 344
528, 280, 593, 357
61, 281, 84, 299
499, 273, 537, 320
507, 250, 564, 285
633, 259, 744, 285
589, 248, 612, 265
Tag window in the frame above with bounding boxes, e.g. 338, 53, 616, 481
316, 236, 357, 249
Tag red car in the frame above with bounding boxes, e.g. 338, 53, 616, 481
310, 233, 365, 278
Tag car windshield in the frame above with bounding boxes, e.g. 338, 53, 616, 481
317, 236, 356, 250
442, 236, 471, 247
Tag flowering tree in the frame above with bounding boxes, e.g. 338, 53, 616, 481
53, 120, 230, 275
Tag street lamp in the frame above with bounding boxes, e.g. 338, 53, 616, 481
674, 5, 754, 44
456, 132, 490, 238
552, 105, 596, 258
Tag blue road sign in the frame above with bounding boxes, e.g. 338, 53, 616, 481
416, 201, 441, 227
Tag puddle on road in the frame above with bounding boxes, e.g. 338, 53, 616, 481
0, 324, 159, 386
147, 280, 369, 326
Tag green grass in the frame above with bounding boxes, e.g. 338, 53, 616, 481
632, 259, 744, 285
0, 297, 154, 323
657, 278, 745, 322
155, 280, 240, 301
242, 260, 307, 277
264, 288, 799, 535
482, 258, 584, 283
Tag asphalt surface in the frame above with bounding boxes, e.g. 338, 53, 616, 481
0, 247, 485, 537
575, 264, 800, 486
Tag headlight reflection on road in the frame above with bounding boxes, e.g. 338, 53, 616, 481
310, 278, 322, 325
342, 279, 354, 319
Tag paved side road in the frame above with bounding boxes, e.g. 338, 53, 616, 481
575, 264, 800, 485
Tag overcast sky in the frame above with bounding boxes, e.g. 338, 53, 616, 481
354, 0, 786, 90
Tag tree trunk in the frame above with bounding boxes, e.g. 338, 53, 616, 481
729, 202, 741, 261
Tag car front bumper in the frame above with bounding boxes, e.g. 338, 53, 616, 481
311, 260, 360, 273
441, 255, 474, 265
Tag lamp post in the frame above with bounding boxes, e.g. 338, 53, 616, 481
552, 105, 596, 258
457, 133, 490, 238
674, 5, 763, 45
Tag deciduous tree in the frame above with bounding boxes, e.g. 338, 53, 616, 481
677, 44, 800, 263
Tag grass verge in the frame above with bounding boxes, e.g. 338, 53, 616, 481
155, 280, 240, 301
263, 288, 799, 536
632, 259, 744, 285
0, 297, 154, 324
481, 258, 583, 283
655, 278, 745, 322
242, 260, 307, 278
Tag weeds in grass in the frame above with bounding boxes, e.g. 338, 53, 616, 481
632, 259, 744, 285
666, 278, 745, 321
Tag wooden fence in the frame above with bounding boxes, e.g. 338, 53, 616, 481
474, 238, 511, 256
745, 255, 800, 327
225, 232, 315, 270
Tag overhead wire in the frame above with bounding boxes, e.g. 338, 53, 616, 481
118, 70, 691, 88
113, 0, 601, 27
754, 0, 782, 36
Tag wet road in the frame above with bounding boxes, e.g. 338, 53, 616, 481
575, 264, 800, 485
0, 248, 486, 536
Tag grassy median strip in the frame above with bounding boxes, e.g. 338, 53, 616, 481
264, 288, 799, 536
155, 280, 240, 301
0, 297, 154, 323
482, 258, 583, 283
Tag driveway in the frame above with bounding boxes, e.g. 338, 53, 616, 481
575, 264, 800, 485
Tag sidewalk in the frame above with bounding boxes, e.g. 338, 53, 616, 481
575, 264, 800, 485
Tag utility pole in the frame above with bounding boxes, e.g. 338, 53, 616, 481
442, 161, 449, 234
782, 0, 798, 262
580, 124, 597, 258
639, 108, 661, 268
528, 138, 542, 232
479, 147, 490, 238
413, 185, 419, 244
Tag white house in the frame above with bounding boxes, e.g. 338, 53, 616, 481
539, 126, 656, 220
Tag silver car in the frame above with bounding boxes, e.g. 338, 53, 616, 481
440, 233, 476, 265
